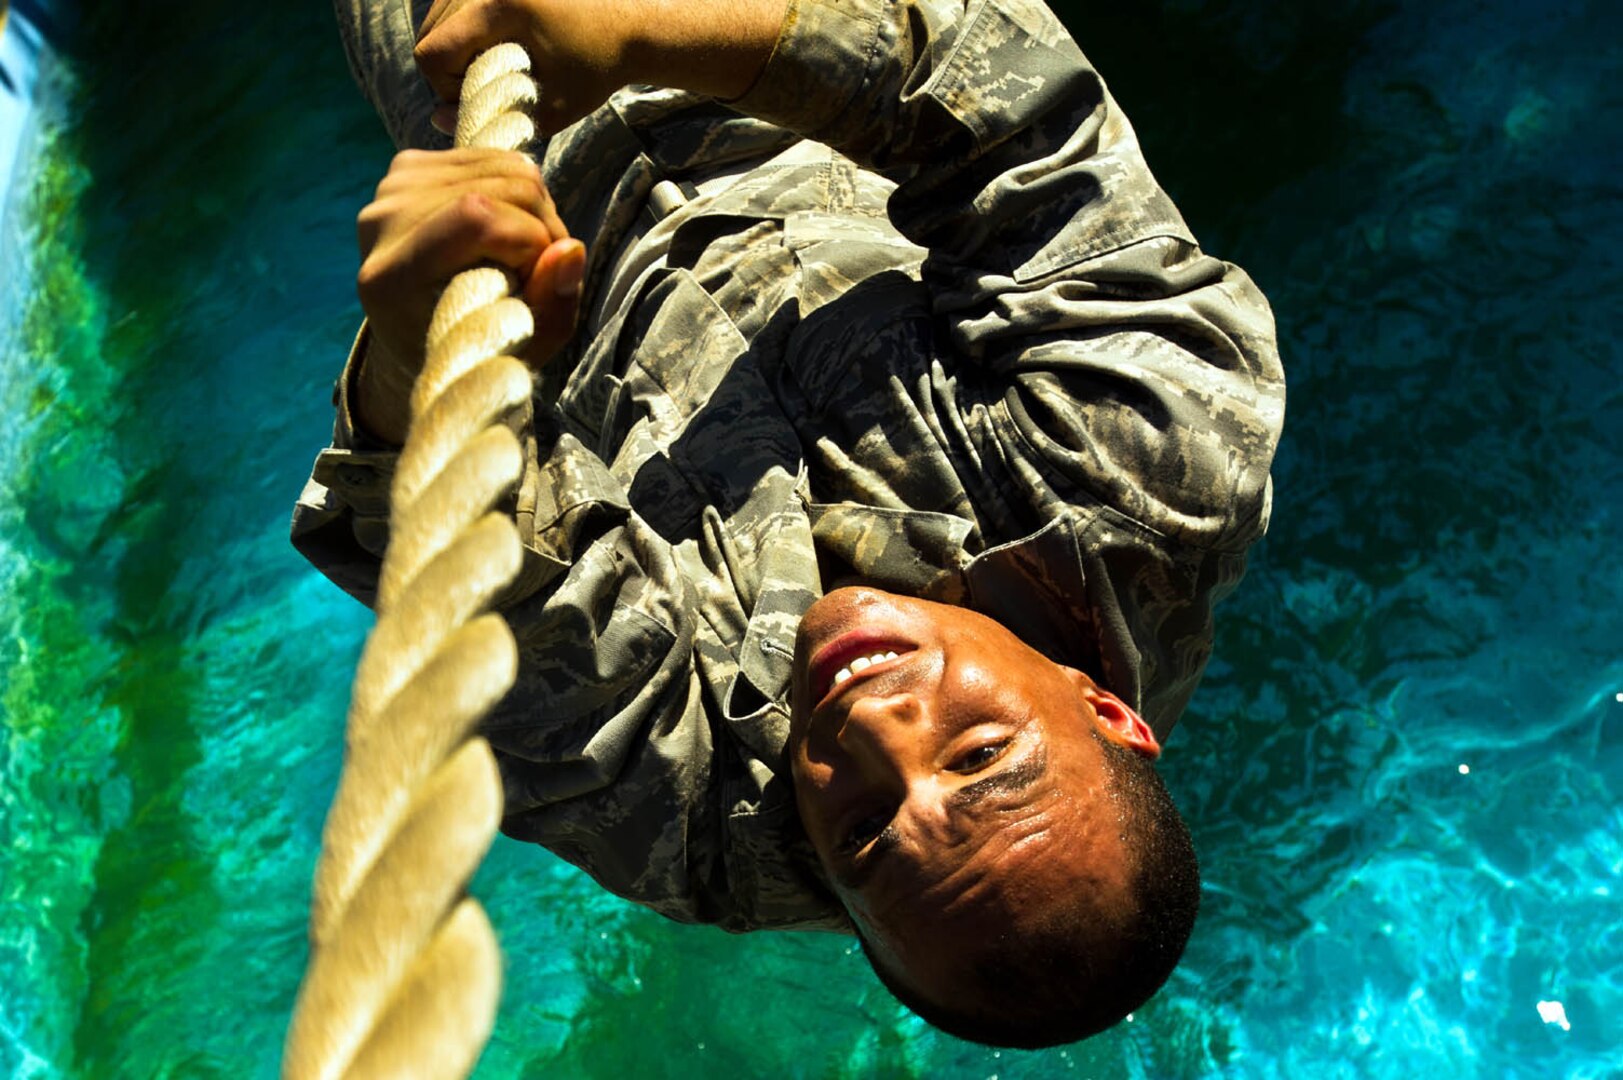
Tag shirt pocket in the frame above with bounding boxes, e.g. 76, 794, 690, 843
806, 501, 978, 604
482, 539, 681, 801
782, 209, 930, 415
624, 268, 804, 520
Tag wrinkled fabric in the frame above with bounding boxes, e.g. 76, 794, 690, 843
295, 0, 1285, 932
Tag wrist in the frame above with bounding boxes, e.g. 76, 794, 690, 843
351, 332, 416, 447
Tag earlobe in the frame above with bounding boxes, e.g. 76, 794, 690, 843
1061, 667, 1161, 759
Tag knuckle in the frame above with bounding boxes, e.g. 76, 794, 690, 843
507, 175, 544, 207
356, 258, 386, 297
454, 190, 495, 229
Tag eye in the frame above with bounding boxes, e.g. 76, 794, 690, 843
947, 742, 1009, 774
838, 812, 889, 855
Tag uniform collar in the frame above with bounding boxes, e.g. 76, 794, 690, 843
746, 503, 1111, 719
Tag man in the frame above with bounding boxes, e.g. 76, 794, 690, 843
293, 0, 1284, 1047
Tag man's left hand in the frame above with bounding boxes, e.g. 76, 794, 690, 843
415, 0, 789, 135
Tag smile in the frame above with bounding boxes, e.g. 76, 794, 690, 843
831, 650, 900, 688
809, 631, 915, 706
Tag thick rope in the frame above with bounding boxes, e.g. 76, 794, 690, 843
284, 44, 539, 1080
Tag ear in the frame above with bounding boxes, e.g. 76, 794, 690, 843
1061, 667, 1161, 759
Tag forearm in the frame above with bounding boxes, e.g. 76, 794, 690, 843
624, 0, 789, 101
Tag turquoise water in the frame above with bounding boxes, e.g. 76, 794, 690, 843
1, 0, 1618, 1076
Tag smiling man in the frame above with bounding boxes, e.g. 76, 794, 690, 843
788, 587, 1197, 1043
294, 0, 1283, 1047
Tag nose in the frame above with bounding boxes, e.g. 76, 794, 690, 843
835, 692, 926, 784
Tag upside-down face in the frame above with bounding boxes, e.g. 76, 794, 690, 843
786, 587, 1161, 994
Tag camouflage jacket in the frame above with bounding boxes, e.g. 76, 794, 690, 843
294, 0, 1285, 932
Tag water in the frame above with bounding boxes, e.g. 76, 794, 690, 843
2, 0, 1618, 1076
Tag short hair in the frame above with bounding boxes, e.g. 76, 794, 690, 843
858, 731, 1200, 1048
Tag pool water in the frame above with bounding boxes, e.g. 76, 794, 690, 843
1, 0, 1618, 1076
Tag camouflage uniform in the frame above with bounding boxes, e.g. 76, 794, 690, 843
294, 0, 1285, 932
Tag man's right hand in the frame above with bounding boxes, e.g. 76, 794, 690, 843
352, 147, 587, 445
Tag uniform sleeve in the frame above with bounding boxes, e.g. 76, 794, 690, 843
734, 0, 1285, 549
332, 0, 450, 150
290, 331, 743, 926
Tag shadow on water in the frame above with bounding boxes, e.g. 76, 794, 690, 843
1051, 0, 1397, 253
36, 1, 378, 1072
67, 455, 219, 1078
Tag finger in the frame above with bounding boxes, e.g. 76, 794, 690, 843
417, 0, 465, 40
382, 174, 550, 223
533, 178, 569, 244
521, 239, 588, 364
374, 153, 564, 249
376, 148, 542, 196
359, 173, 552, 261
521, 237, 586, 305
386, 193, 553, 291
414, 4, 498, 105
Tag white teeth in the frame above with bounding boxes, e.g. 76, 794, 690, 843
829, 651, 903, 691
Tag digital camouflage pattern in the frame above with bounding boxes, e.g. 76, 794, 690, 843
293, 0, 1285, 931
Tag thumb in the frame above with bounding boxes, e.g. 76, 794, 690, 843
521, 238, 587, 367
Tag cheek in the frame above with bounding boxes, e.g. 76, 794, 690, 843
791, 752, 826, 789
790, 751, 835, 823
835, 885, 883, 931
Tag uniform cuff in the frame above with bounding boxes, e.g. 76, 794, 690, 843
729, 0, 887, 142
335, 322, 410, 451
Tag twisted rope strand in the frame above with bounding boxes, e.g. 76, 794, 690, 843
284, 43, 539, 1080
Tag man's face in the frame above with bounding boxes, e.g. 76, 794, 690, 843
787, 587, 1160, 983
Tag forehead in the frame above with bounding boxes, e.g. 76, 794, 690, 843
859, 789, 1109, 942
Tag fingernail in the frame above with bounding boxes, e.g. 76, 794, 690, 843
556, 246, 585, 297
430, 105, 456, 135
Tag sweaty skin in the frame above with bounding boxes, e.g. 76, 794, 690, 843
787, 587, 1161, 995
413, 0, 791, 134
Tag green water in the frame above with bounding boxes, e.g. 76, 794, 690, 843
2, 0, 1619, 1076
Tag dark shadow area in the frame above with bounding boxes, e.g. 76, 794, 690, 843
10, 0, 71, 48
1049, 0, 1396, 250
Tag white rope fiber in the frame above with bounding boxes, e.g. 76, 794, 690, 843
284, 43, 539, 1080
